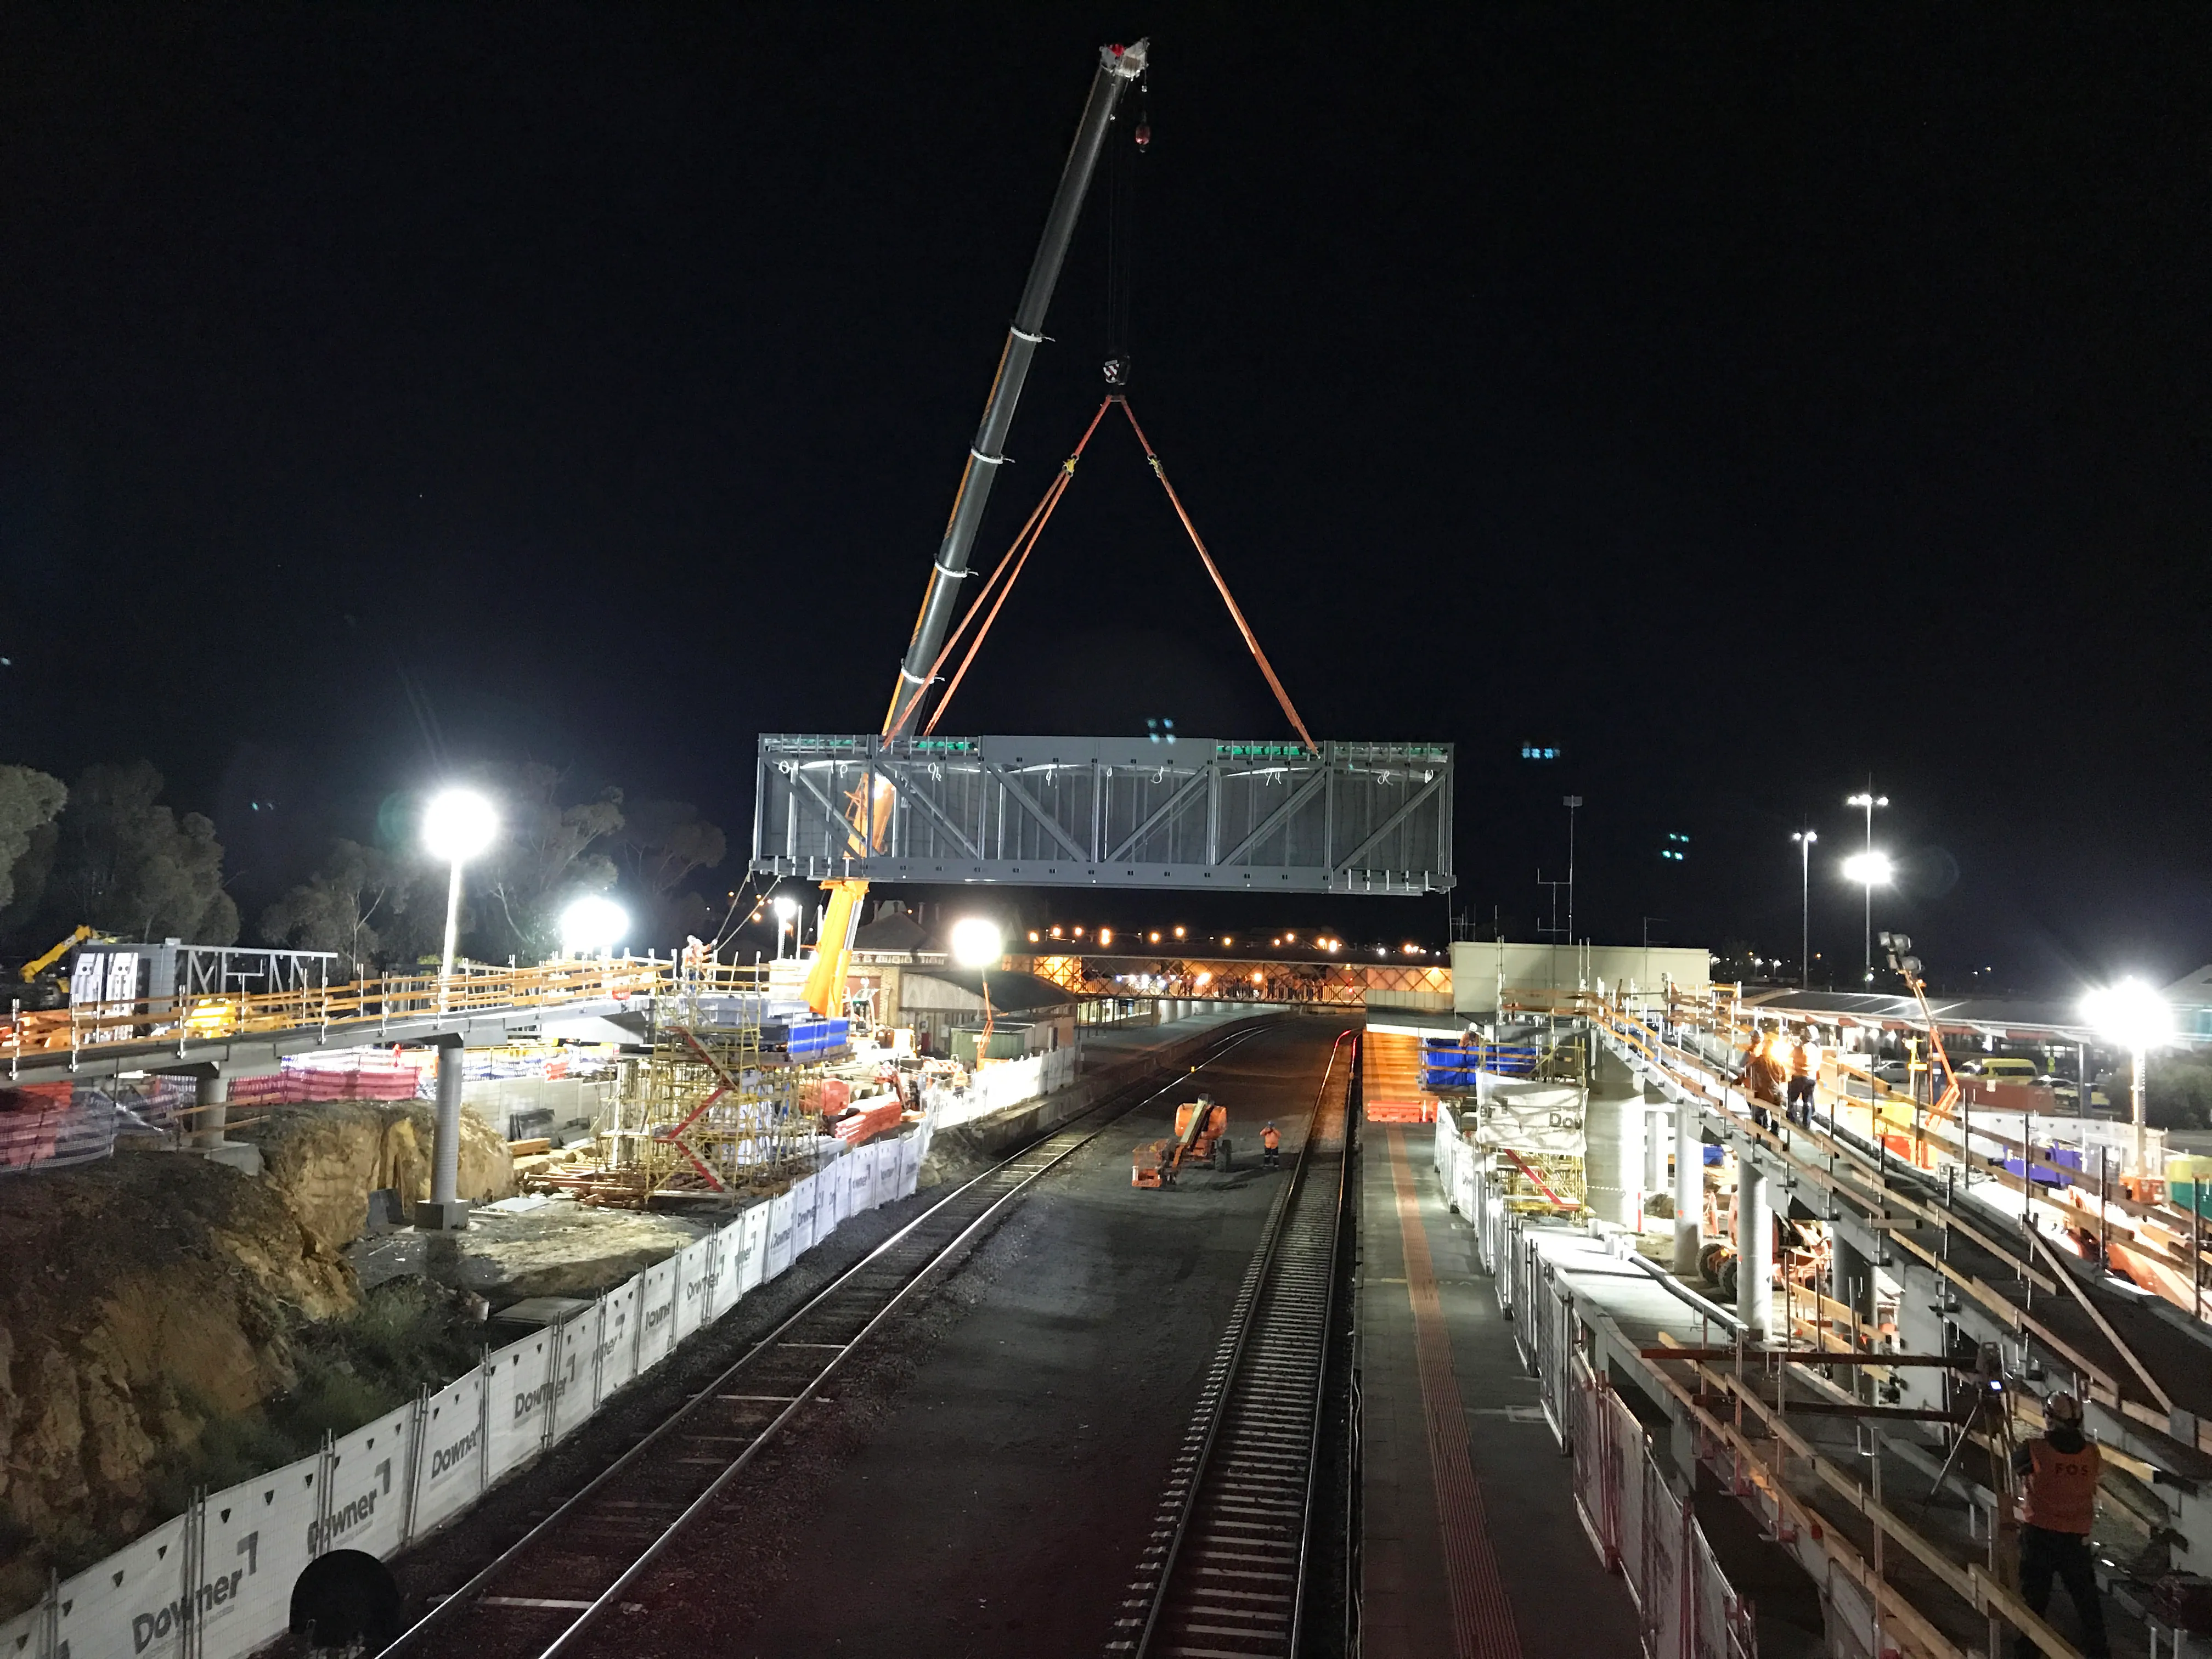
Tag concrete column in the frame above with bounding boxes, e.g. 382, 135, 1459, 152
416, 1038, 471, 1231
1673, 1095, 1703, 1275
193, 1074, 230, 1149
1642, 1096, 1666, 1193
1736, 1159, 1771, 1340
1584, 1090, 1642, 1228
1833, 1235, 1873, 1349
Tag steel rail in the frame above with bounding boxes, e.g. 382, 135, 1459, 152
1121, 1029, 1357, 1659
379, 1020, 1277, 1659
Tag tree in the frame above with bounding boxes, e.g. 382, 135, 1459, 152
258, 840, 414, 979
617, 799, 727, 945
468, 764, 624, 962
41, 761, 240, 944
0, 764, 66, 915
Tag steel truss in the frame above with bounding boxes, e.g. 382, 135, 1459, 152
749, 733, 1454, 895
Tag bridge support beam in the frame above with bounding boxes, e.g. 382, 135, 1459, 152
416, 1036, 471, 1231
1736, 1160, 1771, 1340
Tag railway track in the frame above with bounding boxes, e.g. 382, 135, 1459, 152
377, 1022, 1278, 1659
1116, 1030, 1357, 1659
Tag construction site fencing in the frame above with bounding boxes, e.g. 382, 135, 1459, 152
0, 1123, 931, 1659
922, 1044, 1080, 1130
1509, 1216, 1758, 1659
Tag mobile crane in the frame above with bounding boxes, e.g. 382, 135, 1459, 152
798, 40, 1150, 1018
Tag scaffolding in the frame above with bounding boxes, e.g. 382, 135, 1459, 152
543, 971, 823, 1208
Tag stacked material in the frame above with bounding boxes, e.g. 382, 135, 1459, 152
1363, 1030, 1440, 1122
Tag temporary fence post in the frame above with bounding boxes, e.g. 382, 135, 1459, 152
477, 1347, 492, 1493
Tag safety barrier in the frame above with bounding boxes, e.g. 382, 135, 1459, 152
0, 1124, 930, 1659
1506, 1214, 1758, 1659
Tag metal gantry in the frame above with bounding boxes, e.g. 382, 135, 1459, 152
750, 733, 1455, 895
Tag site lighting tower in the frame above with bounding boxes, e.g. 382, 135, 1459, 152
1790, 830, 1818, 989
771, 894, 799, 960
558, 895, 628, 959
1845, 788, 1889, 983
1563, 795, 1584, 945
951, 917, 1006, 1053
422, 789, 498, 998
2083, 978, 2172, 1176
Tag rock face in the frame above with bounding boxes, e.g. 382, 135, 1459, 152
0, 1101, 511, 1616
242, 1101, 515, 1259
0, 1153, 354, 1612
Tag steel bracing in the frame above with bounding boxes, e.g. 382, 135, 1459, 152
749, 733, 1454, 895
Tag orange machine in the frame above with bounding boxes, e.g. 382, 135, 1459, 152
1132, 1093, 1233, 1187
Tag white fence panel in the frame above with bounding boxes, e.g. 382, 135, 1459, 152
789, 1172, 818, 1257
199, 1456, 321, 1659
551, 1306, 600, 1443
54, 1512, 189, 1659
737, 1203, 768, 1293
409, 1369, 486, 1537
765, 1190, 795, 1279
321, 1405, 412, 1560
635, 1258, 678, 1373
484, 1331, 554, 1483
899, 1131, 921, 1197
596, 1276, 640, 1398
0, 1601, 42, 1658
850, 1143, 879, 1214
819, 1153, 849, 1233
709, 1223, 744, 1319
674, 1236, 715, 1345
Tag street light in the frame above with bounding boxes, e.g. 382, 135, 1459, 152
1841, 850, 1893, 985
2083, 978, 2172, 1176
1845, 788, 1889, 983
771, 894, 799, 960
1791, 830, 1818, 989
559, 895, 628, 958
951, 918, 1005, 1054
422, 789, 498, 995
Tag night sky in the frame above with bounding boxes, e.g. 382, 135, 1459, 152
2, 4, 2207, 990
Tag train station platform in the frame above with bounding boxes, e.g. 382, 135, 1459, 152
1357, 1118, 1643, 1658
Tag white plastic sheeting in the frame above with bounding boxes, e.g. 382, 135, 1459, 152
789, 1172, 819, 1257
0, 1127, 927, 1659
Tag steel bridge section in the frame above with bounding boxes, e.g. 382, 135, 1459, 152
750, 734, 1455, 894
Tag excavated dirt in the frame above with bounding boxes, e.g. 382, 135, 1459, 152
0, 1101, 516, 1615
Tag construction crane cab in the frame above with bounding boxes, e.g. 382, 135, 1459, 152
1132, 1091, 1231, 1188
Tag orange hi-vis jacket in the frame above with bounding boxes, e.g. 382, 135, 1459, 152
1262, 1126, 1281, 1150
2023, 1436, 2101, 1534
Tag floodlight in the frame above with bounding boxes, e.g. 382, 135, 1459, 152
1842, 851, 1894, 887
422, 789, 498, 864
2083, 979, 2172, 1052
771, 895, 799, 920
950, 917, 1005, 969
560, 895, 628, 957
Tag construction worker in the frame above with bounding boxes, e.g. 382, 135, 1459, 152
2011, 1392, 2109, 1659
1786, 1028, 1819, 1127
1261, 1121, 1282, 1169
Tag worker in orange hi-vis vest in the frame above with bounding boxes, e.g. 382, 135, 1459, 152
1785, 1029, 1820, 1127
2011, 1392, 2109, 1658
1261, 1122, 1282, 1169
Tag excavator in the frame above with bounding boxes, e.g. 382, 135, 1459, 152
1132, 1091, 1232, 1188
797, 40, 1150, 1020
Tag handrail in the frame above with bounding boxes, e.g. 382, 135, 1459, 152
1, 957, 769, 1067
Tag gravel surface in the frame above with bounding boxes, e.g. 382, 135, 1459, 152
368, 1016, 1347, 1658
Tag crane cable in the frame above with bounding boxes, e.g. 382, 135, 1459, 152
905, 394, 1319, 755
883, 396, 1114, 742
1116, 397, 1318, 754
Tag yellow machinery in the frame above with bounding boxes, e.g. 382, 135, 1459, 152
18, 926, 105, 984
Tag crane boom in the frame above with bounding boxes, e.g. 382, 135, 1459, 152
882, 38, 1148, 738
804, 40, 1146, 1022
